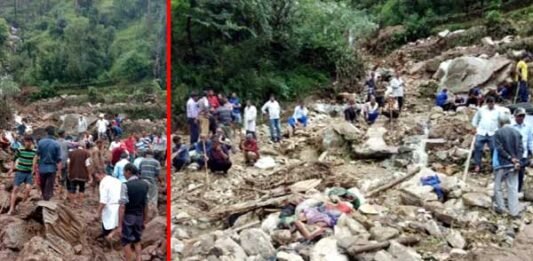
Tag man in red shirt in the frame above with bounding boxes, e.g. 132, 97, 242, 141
240, 134, 260, 166
207, 90, 220, 110
124, 134, 137, 162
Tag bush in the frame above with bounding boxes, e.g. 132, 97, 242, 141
30, 86, 57, 101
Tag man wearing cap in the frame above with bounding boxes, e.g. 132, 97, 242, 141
186, 93, 200, 145
493, 113, 523, 218
512, 108, 533, 195
472, 97, 501, 173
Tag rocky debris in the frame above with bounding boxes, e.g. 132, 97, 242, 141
271, 230, 292, 246
212, 237, 248, 260
370, 226, 400, 242
142, 216, 167, 247
59, 114, 97, 135
334, 214, 370, 240
463, 192, 492, 209
277, 251, 304, 261
446, 229, 466, 249
239, 228, 275, 258
0, 218, 40, 250
374, 250, 395, 261
17, 235, 74, 261
388, 241, 422, 261
310, 237, 348, 261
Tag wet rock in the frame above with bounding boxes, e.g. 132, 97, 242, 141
388, 240, 422, 261
171, 238, 184, 254
240, 228, 275, 258
0, 218, 37, 250
370, 226, 400, 241
271, 230, 293, 246
463, 192, 492, 208
310, 237, 348, 261
446, 229, 466, 249
261, 213, 280, 235
374, 250, 395, 261
450, 248, 468, 258
212, 237, 247, 260
277, 251, 304, 261
358, 204, 379, 215
400, 185, 438, 206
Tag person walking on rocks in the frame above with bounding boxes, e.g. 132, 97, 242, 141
36, 126, 62, 201
68, 144, 92, 207
244, 100, 257, 139
516, 54, 529, 103
511, 108, 533, 195
118, 163, 149, 261
262, 95, 282, 142
78, 115, 88, 138
94, 168, 122, 240
114, 152, 130, 183
365, 71, 376, 101
7, 135, 37, 215
57, 130, 70, 198
472, 97, 500, 173
389, 71, 405, 112
493, 114, 523, 218
186, 92, 200, 145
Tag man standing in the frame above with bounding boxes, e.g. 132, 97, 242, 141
365, 71, 376, 101
57, 130, 70, 198
152, 132, 166, 165
512, 108, 533, 194
261, 95, 282, 142
139, 150, 162, 215
91, 140, 108, 180
229, 92, 242, 125
186, 93, 199, 145
96, 114, 109, 141
516, 55, 529, 103
7, 135, 36, 215
244, 100, 257, 139
37, 126, 62, 201
114, 153, 130, 183
390, 71, 405, 112
207, 89, 220, 110
68, 144, 92, 206
118, 163, 149, 261
215, 98, 234, 140
94, 168, 122, 240
471, 97, 500, 173
78, 115, 88, 138
493, 114, 523, 218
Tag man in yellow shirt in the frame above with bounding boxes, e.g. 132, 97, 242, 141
516, 56, 529, 102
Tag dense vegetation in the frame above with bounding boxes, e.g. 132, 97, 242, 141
172, 0, 377, 118
0, 0, 166, 99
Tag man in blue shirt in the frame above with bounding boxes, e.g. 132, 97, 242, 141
229, 92, 242, 125
512, 108, 533, 194
37, 126, 62, 200
435, 88, 456, 111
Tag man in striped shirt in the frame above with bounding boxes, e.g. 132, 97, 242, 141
8, 135, 37, 215
139, 150, 161, 214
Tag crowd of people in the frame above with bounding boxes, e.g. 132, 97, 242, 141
0, 113, 166, 261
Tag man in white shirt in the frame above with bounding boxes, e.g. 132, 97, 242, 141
261, 95, 282, 142
94, 168, 122, 239
511, 108, 533, 193
78, 116, 88, 137
186, 93, 200, 145
96, 114, 109, 141
472, 97, 500, 173
289, 101, 308, 134
244, 100, 257, 139
390, 71, 405, 112
109, 136, 122, 151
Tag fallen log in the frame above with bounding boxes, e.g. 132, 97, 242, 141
366, 166, 421, 198
343, 236, 419, 256
209, 194, 293, 219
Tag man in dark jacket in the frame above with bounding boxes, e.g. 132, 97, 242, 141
493, 114, 523, 218
118, 164, 149, 261
37, 126, 62, 201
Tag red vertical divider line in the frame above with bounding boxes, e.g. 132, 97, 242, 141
165, 0, 172, 260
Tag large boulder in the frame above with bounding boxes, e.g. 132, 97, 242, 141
212, 237, 248, 261
142, 216, 167, 247
353, 126, 398, 159
239, 228, 275, 258
1, 218, 41, 250
437, 56, 513, 93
